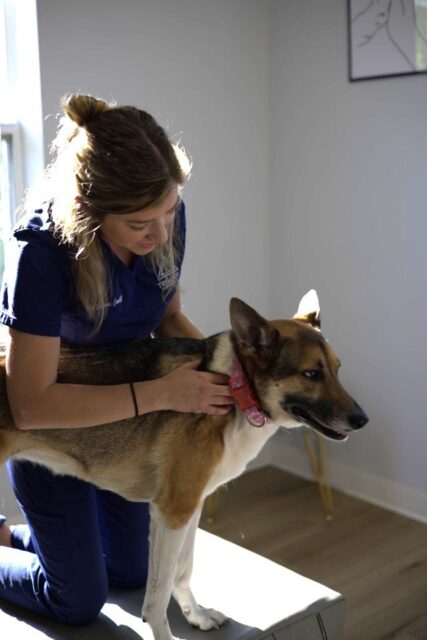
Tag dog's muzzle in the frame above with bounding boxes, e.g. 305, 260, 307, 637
289, 405, 369, 441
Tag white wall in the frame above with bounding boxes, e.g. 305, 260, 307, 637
269, 0, 427, 520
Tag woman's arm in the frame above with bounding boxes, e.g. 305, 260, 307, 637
6, 323, 233, 431
154, 289, 204, 339
152, 289, 234, 415
5, 329, 167, 430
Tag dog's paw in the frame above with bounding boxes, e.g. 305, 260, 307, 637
141, 613, 184, 640
184, 605, 228, 631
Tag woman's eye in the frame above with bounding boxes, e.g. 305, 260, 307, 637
302, 370, 322, 380
128, 224, 148, 231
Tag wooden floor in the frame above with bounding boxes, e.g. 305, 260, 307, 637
199, 466, 427, 640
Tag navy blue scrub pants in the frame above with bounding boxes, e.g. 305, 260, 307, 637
0, 460, 150, 625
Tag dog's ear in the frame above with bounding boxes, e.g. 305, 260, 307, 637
293, 289, 321, 330
230, 298, 279, 364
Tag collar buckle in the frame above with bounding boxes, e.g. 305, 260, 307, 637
229, 354, 272, 428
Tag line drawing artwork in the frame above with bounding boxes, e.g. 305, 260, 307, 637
349, 0, 427, 79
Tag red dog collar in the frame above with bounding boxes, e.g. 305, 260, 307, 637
229, 354, 272, 427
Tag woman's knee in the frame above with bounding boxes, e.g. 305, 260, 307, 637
48, 580, 108, 626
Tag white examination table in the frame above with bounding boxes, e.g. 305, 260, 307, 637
0, 528, 345, 640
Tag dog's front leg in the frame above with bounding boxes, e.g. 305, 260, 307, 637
172, 505, 228, 631
142, 504, 188, 640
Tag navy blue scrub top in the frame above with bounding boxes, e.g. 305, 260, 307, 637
0, 202, 186, 345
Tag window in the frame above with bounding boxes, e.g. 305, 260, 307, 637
1, 123, 23, 272
1, 0, 48, 280
0, 134, 11, 275
1, 0, 15, 275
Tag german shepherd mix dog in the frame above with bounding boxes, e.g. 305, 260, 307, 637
0, 291, 368, 640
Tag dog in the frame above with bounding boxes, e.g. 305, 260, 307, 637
0, 291, 368, 640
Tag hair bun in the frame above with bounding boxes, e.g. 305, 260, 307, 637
62, 94, 110, 127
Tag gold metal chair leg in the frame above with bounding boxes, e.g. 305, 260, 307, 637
204, 489, 221, 523
303, 432, 334, 521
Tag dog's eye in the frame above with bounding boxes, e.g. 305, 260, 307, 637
302, 370, 322, 380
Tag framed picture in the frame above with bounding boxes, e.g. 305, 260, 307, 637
348, 0, 427, 80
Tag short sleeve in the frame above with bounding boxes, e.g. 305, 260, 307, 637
0, 235, 68, 337
175, 200, 186, 268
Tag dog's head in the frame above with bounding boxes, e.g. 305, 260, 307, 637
229, 291, 368, 441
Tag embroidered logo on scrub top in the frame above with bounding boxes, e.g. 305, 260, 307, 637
105, 295, 123, 308
157, 266, 180, 291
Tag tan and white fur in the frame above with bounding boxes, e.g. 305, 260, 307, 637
0, 291, 368, 640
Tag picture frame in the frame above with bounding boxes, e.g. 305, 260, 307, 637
348, 0, 427, 81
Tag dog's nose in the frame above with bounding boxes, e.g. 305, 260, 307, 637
348, 410, 369, 430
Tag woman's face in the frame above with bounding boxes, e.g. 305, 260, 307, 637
99, 186, 179, 260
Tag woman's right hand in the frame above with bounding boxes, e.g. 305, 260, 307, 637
160, 359, 234, 415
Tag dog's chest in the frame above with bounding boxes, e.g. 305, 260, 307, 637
203, 414, 278, 497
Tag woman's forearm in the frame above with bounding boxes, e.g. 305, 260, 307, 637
6, 310, 207, 431
13, 378, 167, 430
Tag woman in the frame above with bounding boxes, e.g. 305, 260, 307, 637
0, 94, 233, 625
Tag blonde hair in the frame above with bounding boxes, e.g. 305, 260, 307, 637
23, 94, 191, 334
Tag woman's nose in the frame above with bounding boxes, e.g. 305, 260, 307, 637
148, 218, 168, 244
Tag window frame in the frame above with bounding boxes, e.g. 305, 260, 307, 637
1, 122, 24, 230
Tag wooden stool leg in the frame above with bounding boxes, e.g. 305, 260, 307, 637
317, 433, 334, 517
204, 489, 221, 523
303, 432, 334, 521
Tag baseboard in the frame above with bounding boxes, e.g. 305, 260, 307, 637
262, 433, 427, 525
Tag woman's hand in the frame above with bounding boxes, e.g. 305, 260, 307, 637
160, 360, 234, 415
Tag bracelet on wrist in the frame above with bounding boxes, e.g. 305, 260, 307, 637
129, 382, 139, 417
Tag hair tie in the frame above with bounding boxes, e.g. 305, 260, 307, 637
129, 382, 139, 417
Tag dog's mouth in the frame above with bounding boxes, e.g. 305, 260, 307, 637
290, 406, 348, 442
